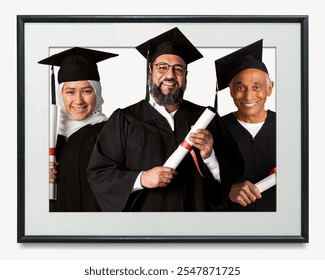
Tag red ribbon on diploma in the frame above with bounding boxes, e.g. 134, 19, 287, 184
270, 167, 276, 175
180, 140, 204, 177
49, 148, 55, 156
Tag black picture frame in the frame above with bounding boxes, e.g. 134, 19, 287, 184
17, 15, 309, 243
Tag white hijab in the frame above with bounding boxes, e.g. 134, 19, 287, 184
57, 80, 108, 138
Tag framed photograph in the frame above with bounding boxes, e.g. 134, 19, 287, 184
17, 15, 308, 242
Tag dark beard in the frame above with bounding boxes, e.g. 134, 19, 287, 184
149, 78, 185, 106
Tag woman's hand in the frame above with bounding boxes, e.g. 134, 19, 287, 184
49, 161, 58, 183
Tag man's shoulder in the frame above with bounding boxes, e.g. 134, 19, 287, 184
111, 100, 148, 115
181, 100, 207, 115
267, 110, 276, 119
221, 112, 234, 119
221, 112, 236, 124
110, 99, 158, 123
121, 100, 147, 111
182, 99, 205, 109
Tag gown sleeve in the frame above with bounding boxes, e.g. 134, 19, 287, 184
87, 109, 140, 211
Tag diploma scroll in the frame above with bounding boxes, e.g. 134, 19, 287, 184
49, 104, 58, 200
163, 107, 216, 169
255, 173, 276, 193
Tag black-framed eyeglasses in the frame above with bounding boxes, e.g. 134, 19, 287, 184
154, 62, 187, 76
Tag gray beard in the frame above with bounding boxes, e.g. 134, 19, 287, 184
149, 78, 184, 106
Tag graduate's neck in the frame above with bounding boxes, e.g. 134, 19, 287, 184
234, 109, 268, 123
164, 103, 181, 113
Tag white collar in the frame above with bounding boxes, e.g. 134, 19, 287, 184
237, 118, 265, 138
149, 95, 178, 131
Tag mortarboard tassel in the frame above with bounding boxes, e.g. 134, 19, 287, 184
51, 65, 56, 105
214, 80, 219, 113
145, 40, 151, 101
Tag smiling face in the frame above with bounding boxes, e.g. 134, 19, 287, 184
149, 54, 187, 109
61, 80, 96, 121
229, 68, 274, 123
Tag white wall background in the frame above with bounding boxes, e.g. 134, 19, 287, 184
0, 0, 322, 278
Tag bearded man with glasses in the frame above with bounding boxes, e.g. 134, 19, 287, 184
87, 27, 243, 212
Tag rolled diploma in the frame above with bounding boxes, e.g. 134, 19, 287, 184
163, 108, 216, 169
49, 104, 58, 200
255, 173, 276, 193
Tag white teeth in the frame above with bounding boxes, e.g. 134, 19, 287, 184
242, 100, 258, 107
74, 107, 86, 112
162, 81, 175, 86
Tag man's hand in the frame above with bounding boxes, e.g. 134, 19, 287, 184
141, 166, 177, 188
229, 181, 262, 206
188, 129, 213, 159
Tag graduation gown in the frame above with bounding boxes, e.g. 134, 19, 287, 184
87, 100, 243, 212
50, 122, 105, 212
221, 110, 276, 211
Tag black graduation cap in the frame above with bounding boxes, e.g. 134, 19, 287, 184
39, 47, 118, 83
136, 27, 203, 64
38, 47, 118, 105
136, 27, 203, 100
214, 39, 268, 110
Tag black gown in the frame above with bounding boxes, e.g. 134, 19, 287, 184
50, 122, 105, 212
221, 110, 276, 211
87, 100, 243, 212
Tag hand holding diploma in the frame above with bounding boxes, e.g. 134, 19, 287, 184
141, 107, 216, 188
229, 167, 276, 206
140, 166, 177, 188
163, 107, 216, 170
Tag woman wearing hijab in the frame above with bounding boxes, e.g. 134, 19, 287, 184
39, 47, 118, 211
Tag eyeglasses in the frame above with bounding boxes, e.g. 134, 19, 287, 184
154, 62, 186, 76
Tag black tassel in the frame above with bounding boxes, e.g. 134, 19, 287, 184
145, 40, 151, 101
51, 64, 56, 105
